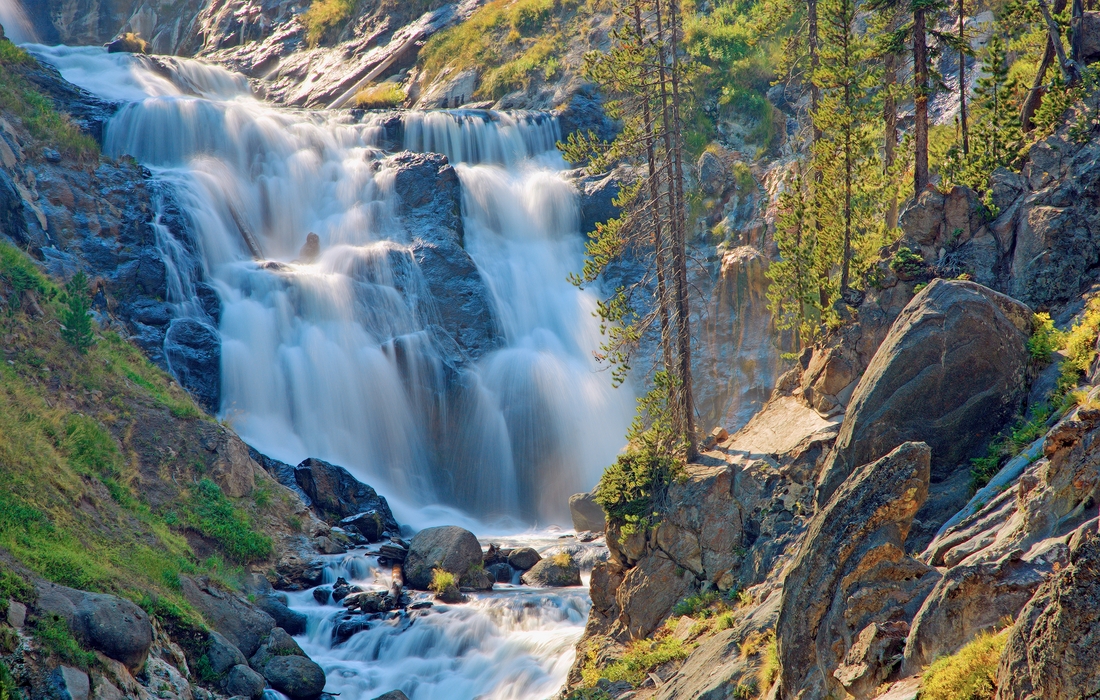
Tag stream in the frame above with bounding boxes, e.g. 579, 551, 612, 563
29, 44, 631, 700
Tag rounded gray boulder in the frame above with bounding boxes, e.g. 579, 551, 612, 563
521, 556, 581, 587
262, 655, 326, 699
225, 664, 266, 699
403, 526, 484, 591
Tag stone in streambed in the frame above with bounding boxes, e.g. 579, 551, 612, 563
569, 492, 606, 533
225, 664, 265, 699
507, 547, 541, 571
372, 691, 411, 700
402, 526, 486, 591
260, 655, 327, 699
293, 458, 398, 531
521, 557, 581, 587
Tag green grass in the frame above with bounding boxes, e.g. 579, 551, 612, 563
582, 634, 691, 687
0, 40, 98, 161
172, 479, 272, 564
429, 568, 457, 595
0, 659, 18, 700
301, 0, 356, 46
32, 614, 98, 671
672, 590, 722, 618
919, 629, 1008, 700
353, 82, 406, 109
1027, 312, 1062, 363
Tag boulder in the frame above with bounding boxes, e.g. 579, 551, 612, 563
372, 691, 411, 700
253, 594, 307, 636
206, 631, 248, 675
180, 576, 274, 657
164, 318, 221, 413
297, 232, 320, 263
486, 562, 514, 583
225, 664, 265, 699
507, 547, 541, 571
260, 655, 326, 699
777, 442, 937, 700
563, 169, 622, 237
569, 492, 606, 533
520, 557, 581, 587
340, 511, 386, 542
206, 432, 256, 498
51, 665, 89, 700
995, 529, 1100, 700
554, 84, 618, 143
35, 583, 153, 672
293, 458, 398, 531
250, 627, 305, 671
698, 149, 731, 197
402, 526, 484, 591
106, 33, 149, 54
816, 280, 1031, 507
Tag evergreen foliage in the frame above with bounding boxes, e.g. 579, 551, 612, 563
60, 271, 94, 354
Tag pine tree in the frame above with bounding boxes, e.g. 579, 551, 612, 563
61, 271, 94, 354
768, 164, 820, 346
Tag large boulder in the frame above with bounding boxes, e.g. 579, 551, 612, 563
995, 528, 1100, 700
569, 492, 606, 533
225, 663, 265, 699
777, 442, 938, 700
815, 280, 1031, 507
180, 576, 274, 657
261, 655, 327, 699
164, 318, 221, 413
402, 526, 485, 591
34, 583, 153, 672
521, 557, 581, 587
293, 458, 398, 531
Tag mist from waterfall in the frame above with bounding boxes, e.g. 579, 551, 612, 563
30, 45, 633, 528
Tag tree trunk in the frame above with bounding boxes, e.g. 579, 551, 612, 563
1022, 0, 1068, 130
884, 50, 899, 228
1073, 0, 1085, 64
1038, 0, 1080, 84
959, 0, 969, 154
914, 6, 929, 195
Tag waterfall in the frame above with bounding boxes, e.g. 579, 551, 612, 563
30, 45, 633, 528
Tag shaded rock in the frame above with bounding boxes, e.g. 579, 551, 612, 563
312, 587, 331, 605
569, 492, 606, 533
816, 280, 1031, 507
164, 318, 221, 413
181, 576, 274, 657
261, 655, 326, 699
313, 536, 346, 555
340, 511, 385, 542
372, 691, 411, 700
563, 168, 622, 237
293, 458, 398, 531
995, 529, 1100, 700
833, 622, 911, 699
297, 232, 320, 263
52, 665, 90, 700
225, 664, 265, 699
34, 582, 153, 672
521, 557, 581, 587
486, 562, 514, 583
106, 34, 148, 53
507, 547, 541, 571
250, 627, 305, 671
698, 149, 731, 197
778, 442, 936, 700
206, 631, 247, 675
402, 525, 484, 591
554, 84, 617, 142
254, 594, 307, 636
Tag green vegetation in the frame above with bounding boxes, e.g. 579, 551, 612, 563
919, 629, 1008, 700
31, 614, 98, 671
60, 272, 94, 354
581, 633, 691, 687
353, 82, 406, 109
0, 39, 98, 160
550, 551, 573, 567
1054, 296, 1100, 399
301, 0, 355, 46
757, 634, 779, 692
1028, 312, 1063, 363
429, 568, 457, 595
173, 480, 273, 564
0, 659, 18, 700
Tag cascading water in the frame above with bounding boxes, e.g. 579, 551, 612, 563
30, 44, 631, 698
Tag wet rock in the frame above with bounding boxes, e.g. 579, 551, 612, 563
106, 34, 148, 53
293, 457, 398, 531
816, 280, 1031, 507
340, 511, 385, 542
435, 584, 466, 603
250, 627, 305, 671
260, 655, 326, 699
225, 664, 265, 699
371, 691, 411, 700
563, 168, 622, 237
995, 529, 1100, 700
486, 562, 514, 583
297, 232, 320, 263
521, 557, 581, 587
180, 576, 275, 657
254, 594, 308, 636
35, 582, 154, 672
554, 84, 617, 142
507, 547, 541, 571
312, 587, 331, 605
313, 536, 346, 555
164, 318, 221, 414
569, 492, 606, 533
331, 578, 361, 602
403, 525, 485, 591
778, 442, 936, 700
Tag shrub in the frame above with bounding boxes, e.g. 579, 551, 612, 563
550, 551, 573, 567
889, 246, 925, 278
739, 629, 772, 659
60, 272, 94, 354
1055, 296, 1100, 399
180, 479, 272, 563
1027, 312, 1063, 363
672, 590, 721, 618
0, 659, 18, 700
429, 568, 456, 595
353, 82, 405, 109
920, 629, 1008, 700
757, 634, 779, 691
583, 634, 690, 687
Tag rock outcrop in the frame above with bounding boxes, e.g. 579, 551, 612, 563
777, 442, 935, 700
34, 583, 154, 672
293, 457, 399, 532
816, 280, 1032, 507
995, 528, 1100, 700
569, 492, 606, 533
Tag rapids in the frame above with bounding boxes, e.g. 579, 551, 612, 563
28, 44, 633, 699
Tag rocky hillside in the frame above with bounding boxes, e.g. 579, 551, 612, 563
564, 118, 1100, 700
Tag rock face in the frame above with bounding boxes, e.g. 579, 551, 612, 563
816, 280, 1031, 507
995, 528, 1100, 700
521, 557, 581, 587
293, 457, 398, 532
261, 655, 327, 699
568, 492, 605, 533
180, 576, 274, 657
403, 526, 486, 591
777, 442, 935, 700
34, 583, 154, 672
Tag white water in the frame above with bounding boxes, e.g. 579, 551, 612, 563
31, 45, 631, 698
